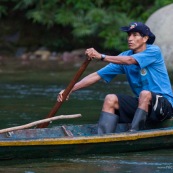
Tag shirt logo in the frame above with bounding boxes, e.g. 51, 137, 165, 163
140, 68, 147, 76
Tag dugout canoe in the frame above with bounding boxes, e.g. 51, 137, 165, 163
0, 118, 173, 160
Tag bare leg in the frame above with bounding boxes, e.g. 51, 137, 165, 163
98, 94, 119, 134
102, 94, 119, 113
130, 91, 152, 131
138, 90, 152, 112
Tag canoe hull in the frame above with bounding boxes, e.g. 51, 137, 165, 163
1, 121, 173, 159
1, 134, 173, 159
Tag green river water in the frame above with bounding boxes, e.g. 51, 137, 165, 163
0, 71, 173, 173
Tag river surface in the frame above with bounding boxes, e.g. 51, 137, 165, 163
0, 79, 173, 173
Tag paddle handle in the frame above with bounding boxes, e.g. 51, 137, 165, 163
37, 58, 91, 128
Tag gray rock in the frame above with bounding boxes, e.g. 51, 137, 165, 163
146, 4, 173, 70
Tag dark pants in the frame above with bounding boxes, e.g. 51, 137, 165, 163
116, 92, 173, 123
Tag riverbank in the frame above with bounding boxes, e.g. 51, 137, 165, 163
0, 57, 106, 84
0, 56, 173, 85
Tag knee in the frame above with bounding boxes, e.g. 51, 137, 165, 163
139, 90, 152, 102
104, 94, 118, 106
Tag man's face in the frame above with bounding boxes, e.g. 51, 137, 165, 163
127, 32, 148, 53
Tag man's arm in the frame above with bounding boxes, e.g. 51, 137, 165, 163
100, 55, 137, 65
57, 72, 101, 102
71, 72, 101, 92
85, 48, 138, 65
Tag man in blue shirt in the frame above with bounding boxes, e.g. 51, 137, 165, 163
58, 22, 173, 134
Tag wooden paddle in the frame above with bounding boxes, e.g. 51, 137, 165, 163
36, 58, 91, 128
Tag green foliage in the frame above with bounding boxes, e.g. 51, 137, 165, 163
140, 0, 173, 20
0, 4, 7, 17
154, 0, 173, 7
54, 9, 76, 26
12, 0, 36, 10
0, 0, 172, 52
